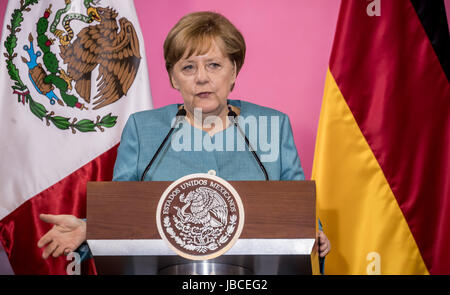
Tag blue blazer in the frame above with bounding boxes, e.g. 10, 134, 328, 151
113, 99, 305, 181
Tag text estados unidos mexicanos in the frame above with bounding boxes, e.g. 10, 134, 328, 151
163, 179, 236, 215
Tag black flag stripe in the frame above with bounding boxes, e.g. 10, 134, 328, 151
410, 0, 450, 81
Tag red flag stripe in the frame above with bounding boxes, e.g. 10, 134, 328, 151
329, 0, 450, 274
0, 145, 118, 274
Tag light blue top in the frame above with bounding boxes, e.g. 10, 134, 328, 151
113, 99, 305, 181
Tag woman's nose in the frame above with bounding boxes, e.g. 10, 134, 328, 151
195, 65, 210, 84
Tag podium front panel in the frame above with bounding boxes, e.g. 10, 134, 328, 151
87, 181, 318, 274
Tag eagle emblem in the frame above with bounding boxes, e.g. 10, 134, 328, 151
174, 187, 229, 245
4, 0, 142, 133
59, 5, 141, 110
157, 174, 245, 260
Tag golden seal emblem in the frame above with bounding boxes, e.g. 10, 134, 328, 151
156, 173, 245, 260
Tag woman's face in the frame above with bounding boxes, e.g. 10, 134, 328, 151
170, 39, 237, 119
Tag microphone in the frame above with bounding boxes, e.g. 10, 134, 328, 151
140, 106, 269, 181
228, 106, 269, 181
140, 107, 187, 181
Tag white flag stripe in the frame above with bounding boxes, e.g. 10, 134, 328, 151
0, 0, 152, 220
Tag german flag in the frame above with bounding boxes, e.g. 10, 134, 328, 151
312, 0, 449, 274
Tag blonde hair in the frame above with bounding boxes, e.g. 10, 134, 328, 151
164, 11, 246, 89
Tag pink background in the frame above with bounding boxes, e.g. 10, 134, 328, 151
137, 0, 340, 179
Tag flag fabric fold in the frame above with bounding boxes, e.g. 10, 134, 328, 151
0, 0, 152, 274
312, 0, 449, 274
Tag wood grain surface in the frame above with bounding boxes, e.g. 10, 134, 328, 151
87, 181, 316, 240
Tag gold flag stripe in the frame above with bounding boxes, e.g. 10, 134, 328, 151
312, 69, 428, 275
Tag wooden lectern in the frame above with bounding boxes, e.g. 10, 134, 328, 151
86, 181, 319, 275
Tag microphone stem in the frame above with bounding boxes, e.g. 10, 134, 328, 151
141, 106, 269, 181
229, 110, 269, 181
140, 127, 175, 181
140, 108, 186, 181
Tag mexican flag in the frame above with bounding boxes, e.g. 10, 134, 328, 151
0, 0, 152, 274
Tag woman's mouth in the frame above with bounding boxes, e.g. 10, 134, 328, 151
196, 92, 213, 98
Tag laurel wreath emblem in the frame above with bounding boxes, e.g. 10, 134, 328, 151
163, 214, 238, 254
4, 0, 118, 134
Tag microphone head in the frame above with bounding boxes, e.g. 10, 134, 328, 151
177, 108, 187, 117
227, 107, 237, 118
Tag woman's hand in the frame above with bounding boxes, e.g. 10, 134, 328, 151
318, 230, 331, 258
37, 214, 86, 259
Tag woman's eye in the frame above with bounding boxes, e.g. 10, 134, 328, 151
208, 63, 221, 69
181, 64, 196, 74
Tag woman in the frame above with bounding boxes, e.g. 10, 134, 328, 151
38, 11, 331, 268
